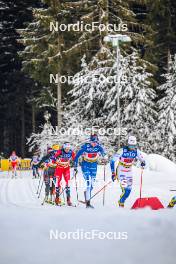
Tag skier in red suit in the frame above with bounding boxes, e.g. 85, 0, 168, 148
9, 151, 20, 178
53, 143, 76, 206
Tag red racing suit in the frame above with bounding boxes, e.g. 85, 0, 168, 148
53, 149, 76, 188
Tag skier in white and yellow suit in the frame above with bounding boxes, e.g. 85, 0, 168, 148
110, 136, 145, 207
168, 196, 176, 208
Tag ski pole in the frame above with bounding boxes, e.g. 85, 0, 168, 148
103, 164, 106, 206
36, 174, 42, 195
79, 180, 111, 203
41, 195, 46, 206
62, 187, 66, 204
58, 174, 75, 198
74, 171, 79, 204
139, 168, 144, 206
78, 181, 112, 204
38, 179, 44, 198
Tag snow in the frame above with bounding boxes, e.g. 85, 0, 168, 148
0, 154, 176, 264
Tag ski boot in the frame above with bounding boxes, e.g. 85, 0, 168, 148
44, 196, 49, 203
66, 186, 72, 206
167, 197, 176, 208
86, 200, 94, 209
67, 196, 73, 206
167, 204, 174, 208
55, 197, 62, 206
118, 201, 124, 208
48, 196, 54, 204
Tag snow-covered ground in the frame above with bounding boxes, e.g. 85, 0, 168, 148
0, 154, 176, 264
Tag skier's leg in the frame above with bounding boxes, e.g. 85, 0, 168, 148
36, 167, 40, 178
82, 163, 91, 201
118, 169, 132, 207
168, 196, 176, 208
89, 165, 97, 198
82, 162, 96, 208
48, 168, 55, 203
11, 167, 15, 178
11, 162, 16, 178
32, 166, 35, 178
44, 170, 50, 201
64, 167, 72, 206
33, 166, 37, 178
55, 168, 62, 205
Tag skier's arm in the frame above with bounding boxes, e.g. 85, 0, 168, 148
54, 149, 62, 159
72, 151, 76, 161
98, 145, 106, 157
30, 159, 33, 167
37, 151, 55, 168
110, 149, 123, 173
137, 149, 146, 168
74, 147, 85, 167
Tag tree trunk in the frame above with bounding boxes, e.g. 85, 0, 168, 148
57, 70, 62, 129
32, 104, 36, 133
98, 0, 109, 47
167, 48, 171, 73
21, 102, 25, 157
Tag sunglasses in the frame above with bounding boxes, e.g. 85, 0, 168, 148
128, 145, 136, 149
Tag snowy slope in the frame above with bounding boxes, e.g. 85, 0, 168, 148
0, 154, 176, 264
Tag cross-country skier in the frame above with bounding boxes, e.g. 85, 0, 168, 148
168, 196, 176, 208
53, 143, 76, 206
42, 146, 59, 204
9, 151, 20, 178
37, 144, 60, 168
110, 136, 146, 207
31, 153, 40, 178
74, 134, 106, 208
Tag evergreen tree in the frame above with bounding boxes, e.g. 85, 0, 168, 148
146, 0, 176, 76
104, 51, 157, 149
0, 0, 40, 156
156, 54, 176, 161
19, 0, 102, 128
68, 48, 114, 126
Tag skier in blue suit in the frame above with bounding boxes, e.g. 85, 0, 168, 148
74, 134, 106, 208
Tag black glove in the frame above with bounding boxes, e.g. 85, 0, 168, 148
112, 172, 116, 182
74, 167, 78, 173
141, 161, 146, 168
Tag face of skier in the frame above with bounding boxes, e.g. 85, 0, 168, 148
90, 141, 98, 147
90, 134, 98, 147
63, 143, 71, 153
128, 145, 136, 150
12, 151, 16, 156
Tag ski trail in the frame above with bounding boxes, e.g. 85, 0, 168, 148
0, 178, 12, 206
0, 175, 43, 209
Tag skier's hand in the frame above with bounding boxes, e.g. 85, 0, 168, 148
101, 158, 108, 165
141, 161, 146, 168
112, 172, 116, 182
74, 167, 78, 174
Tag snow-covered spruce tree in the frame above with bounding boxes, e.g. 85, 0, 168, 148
68, 48, 115, 125
121, 51, 157, 151
103, 51, 157, 151
68, 51, 156, 152
156, 55, 176, 161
